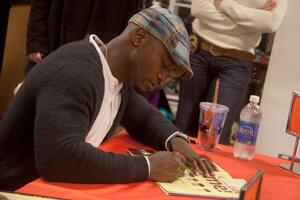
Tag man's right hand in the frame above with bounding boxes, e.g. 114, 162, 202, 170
264, 0, 277, 11
148, 151, 187, 182
28, 52, 44, 63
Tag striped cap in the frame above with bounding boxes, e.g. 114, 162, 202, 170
129, 7, 193, 78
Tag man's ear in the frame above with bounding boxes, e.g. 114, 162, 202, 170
131, 27, 147, 47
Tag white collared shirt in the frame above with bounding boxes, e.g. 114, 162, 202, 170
85, 34, 123, 147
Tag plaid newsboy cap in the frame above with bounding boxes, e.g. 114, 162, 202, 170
129, 7, 193, 78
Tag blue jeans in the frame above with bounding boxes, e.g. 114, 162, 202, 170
176, 49, 253, 145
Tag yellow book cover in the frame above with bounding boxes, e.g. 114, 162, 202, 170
157, 165, 244, 199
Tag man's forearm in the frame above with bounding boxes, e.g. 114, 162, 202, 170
191, 0, 235, 25
217, 0, 286, 33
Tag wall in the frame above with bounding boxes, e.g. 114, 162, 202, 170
0, 5, 30, 118
256, 0, 300, 157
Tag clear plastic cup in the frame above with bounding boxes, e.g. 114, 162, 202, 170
198, 102, 229, 151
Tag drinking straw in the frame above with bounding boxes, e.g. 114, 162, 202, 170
213, 79, 220, 107
209, 79, 220, 145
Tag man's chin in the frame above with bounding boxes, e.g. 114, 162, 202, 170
134, 85, 147, 94
136, 84, 158, 94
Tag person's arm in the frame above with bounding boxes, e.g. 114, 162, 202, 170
217, 0, 287, 33
26, 0, 51, 60
34, 65, 148, 184
121, 87, 216, 177
191, 0, 238, 32
121, 86, 178, 150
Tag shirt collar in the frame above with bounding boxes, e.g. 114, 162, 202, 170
89, 34, 122, 90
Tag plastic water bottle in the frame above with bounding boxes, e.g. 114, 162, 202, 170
233, 95, 262, 160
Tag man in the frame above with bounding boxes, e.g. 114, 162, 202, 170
176, 0, 286, 145
0, 7, 216, 191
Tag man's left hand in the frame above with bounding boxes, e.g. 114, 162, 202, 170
169, 137, 218, 177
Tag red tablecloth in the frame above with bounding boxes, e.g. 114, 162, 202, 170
18, 132, 300, 200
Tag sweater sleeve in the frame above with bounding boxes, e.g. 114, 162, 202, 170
34, 65, 148, 184
219, 0, 287, 33
191, 0, 238, 31
26, 0, 51, 55
121, 87, 179, 151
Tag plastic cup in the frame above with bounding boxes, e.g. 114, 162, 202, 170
198, 102, 229, 151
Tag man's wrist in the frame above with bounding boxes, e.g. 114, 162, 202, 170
166, 132, 190, 151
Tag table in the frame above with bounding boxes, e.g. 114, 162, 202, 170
18, 132, 300, 200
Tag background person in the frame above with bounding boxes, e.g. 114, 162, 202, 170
176, 0, 286, 145
25, 0, 146, 75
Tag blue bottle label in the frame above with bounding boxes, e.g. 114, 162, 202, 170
237, 120, 260, 145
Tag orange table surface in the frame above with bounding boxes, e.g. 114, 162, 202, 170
18, 132, 300, 200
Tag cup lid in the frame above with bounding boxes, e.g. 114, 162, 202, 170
199, 102, 229, 113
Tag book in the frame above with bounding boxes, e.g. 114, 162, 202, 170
127, 148, 246, 199
0, 191, 62, 200
157, 166, 246, 199
126, 148, 155, 156
239, 170, 264, 200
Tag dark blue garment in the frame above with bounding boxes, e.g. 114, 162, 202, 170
176, 49, 253, 145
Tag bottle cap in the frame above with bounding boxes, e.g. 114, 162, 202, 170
249, 95, 260, 103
